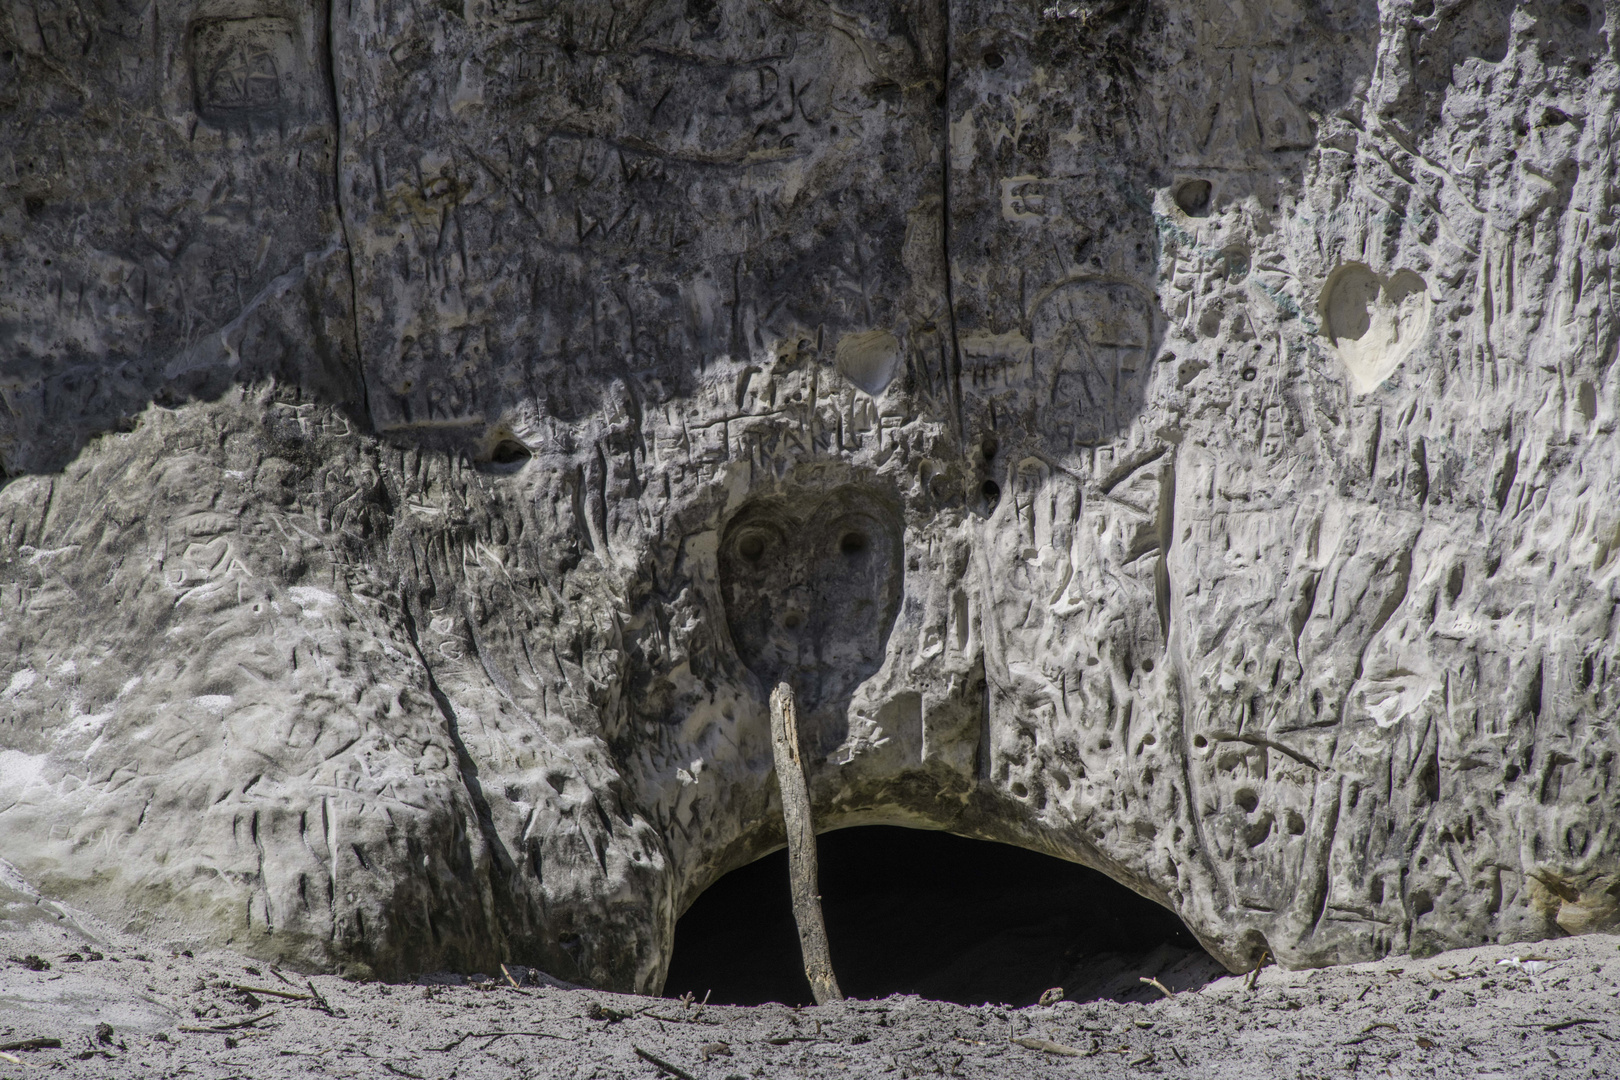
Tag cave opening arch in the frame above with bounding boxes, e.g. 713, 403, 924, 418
662, 825, 1223, 1007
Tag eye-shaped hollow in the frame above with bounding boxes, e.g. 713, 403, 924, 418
839, 530, 869, 555
491, 439, 531, 464
737, 530, 769, 562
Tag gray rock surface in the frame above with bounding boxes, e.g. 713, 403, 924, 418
3, 0, 1619, 992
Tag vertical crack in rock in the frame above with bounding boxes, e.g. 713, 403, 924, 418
1164, 453, 1239, 957
1154, 456, 1176, 644
401, 596, 515, 887
326, 1, 371, 432
1294, 775, 1344, 941
940, 0, 964, 437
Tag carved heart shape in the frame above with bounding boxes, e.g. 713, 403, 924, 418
835, 330, 902, 396
719, 488, 902, 709
181, 537, 231, 572
1320, 264, 1431, 394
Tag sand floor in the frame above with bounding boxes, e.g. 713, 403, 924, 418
4, 872, 1619, 1079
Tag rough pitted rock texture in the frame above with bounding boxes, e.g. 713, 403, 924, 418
2, 0, 1619, 992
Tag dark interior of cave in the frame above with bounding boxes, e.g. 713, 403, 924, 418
663, 826, 1226, 1007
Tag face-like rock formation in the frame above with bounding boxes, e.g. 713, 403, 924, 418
2, 0, 1618, 991
720, 488, 904, 714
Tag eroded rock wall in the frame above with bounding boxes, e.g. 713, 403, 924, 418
2, 0, 1618, 990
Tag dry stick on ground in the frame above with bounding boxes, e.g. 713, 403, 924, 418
305, 979, 336, 1014
1542, 1019, 1599, 1032
231, 983, 310, 1000
178, 1010, 278, 1033
0, 1039, 59, 1053
633, 1045, 701, 1080
768, 681, 843, 1005
1245, 950, 1271, 991
1138, 976, 1174, 998
429, 1030, 573, 1052
636, 1010, 723, 1025
1011, 1036, 1086, 1057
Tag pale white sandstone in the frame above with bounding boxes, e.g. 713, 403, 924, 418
0, 0, 1616, 993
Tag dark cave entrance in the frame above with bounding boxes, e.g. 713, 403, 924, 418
663, 826, 1224, 1007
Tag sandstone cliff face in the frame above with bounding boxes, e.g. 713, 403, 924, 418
2, 0, 1617, 992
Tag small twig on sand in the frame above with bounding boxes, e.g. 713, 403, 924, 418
1011, 1036, 1085, 1057
634, 1045, 700, 1080
0, 1052, 29, 1067
0, 1040, 59, 1053
429, 1030, 573, 1052
478, 1031, 572, 1050
305, 979, 340, 1016
1340, 1021, 1399, 1046
231, 984, 310, 1001
1169, 1045, 1188, 1066
637, 1011, 723, 1026
1245, 951, 1271, 991
178, 1011, 277, 1033
1139, 976, 1174, 999
1542, 1019, 1599, 1033
769, 682, 843, 1005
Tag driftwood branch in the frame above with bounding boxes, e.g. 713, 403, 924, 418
768, 682, 842, 1004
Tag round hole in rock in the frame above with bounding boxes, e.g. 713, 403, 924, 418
1174, 179, 1212, 216
782, 612, 803, 630
981, 479, 1001, 507
490, 439, 531, 465
663, 826, 1220, 1007
738, 533, 767, 561
839, 530, 869, 555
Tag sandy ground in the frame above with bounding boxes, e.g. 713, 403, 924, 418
4, 873, 1620, 1079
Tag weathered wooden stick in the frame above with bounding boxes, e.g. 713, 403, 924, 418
768, 681, 843, 1004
